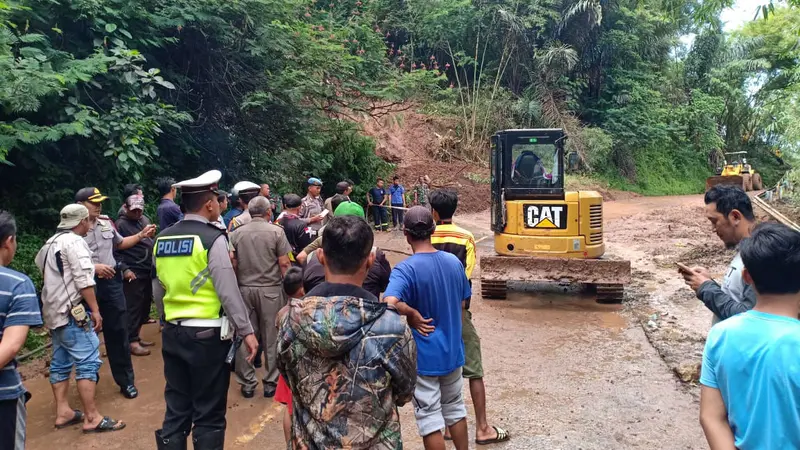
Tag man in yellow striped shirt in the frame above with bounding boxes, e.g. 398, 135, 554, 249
430, 189, 510, 445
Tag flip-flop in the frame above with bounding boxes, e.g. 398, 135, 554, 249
55, 410, 84, 429
83, 416, 126, 434
475, 426, 510, 445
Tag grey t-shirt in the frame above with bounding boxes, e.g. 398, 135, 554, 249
84, 217, 123, 266
713, 252, 745, 324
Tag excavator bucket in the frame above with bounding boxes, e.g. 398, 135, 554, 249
480, 256, 632, 302
705, 175, 744, 191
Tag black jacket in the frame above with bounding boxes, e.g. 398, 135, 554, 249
303, 248, 391, 298
114, 215, 154, 278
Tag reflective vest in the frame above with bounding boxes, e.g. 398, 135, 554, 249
154, 220, 225, 321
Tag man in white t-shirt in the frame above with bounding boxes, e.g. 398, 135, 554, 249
680, 185, 756, 323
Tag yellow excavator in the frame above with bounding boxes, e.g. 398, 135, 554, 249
480, 129, 631, 302
706, 151, 763, 192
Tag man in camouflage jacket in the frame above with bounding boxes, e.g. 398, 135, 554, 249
277, 216, 416, 449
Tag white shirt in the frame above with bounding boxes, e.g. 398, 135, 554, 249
35, 231, 96, 330
713, 252, 745, 324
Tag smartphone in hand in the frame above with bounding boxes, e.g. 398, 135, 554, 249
676, 262, 693, 274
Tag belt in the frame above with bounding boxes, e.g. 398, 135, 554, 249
168, 318, 223, 328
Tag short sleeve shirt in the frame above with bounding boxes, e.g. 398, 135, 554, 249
230, 218, 293, 287
700, 311, 800, 449
369, 187, 386, 204
0, 267, 43, 400
84, 217, 123, 266
384, 251, 470, 376
390, 185, 405, 204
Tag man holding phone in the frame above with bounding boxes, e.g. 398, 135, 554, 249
679, 185, 757, 323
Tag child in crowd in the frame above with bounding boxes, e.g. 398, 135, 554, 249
699, 223, 800, 450
276, 267, 304, 444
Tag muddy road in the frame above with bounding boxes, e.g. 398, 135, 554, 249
21, 195, 718, 449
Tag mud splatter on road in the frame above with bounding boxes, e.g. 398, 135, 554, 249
22, 195, 716, 449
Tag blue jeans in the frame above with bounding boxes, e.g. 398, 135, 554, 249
49, 317, 102, 384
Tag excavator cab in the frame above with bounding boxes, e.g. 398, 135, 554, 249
482, 129, 631, 302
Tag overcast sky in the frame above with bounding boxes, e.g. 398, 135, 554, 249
720, 1, 761, 31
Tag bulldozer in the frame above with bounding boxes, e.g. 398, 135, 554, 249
706, 151, 763, 192
480, 129, 631, 302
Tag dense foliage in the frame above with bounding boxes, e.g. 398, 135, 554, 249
0, 0, 797, 229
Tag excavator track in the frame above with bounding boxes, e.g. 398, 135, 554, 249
480, 279, 508, 299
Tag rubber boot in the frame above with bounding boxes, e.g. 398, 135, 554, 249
193, 429, 225, 450
155, 429, 188, 450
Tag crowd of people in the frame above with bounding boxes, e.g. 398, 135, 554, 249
0, 177, 798, 450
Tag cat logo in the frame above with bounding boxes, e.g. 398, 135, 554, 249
524, 205, 567, 229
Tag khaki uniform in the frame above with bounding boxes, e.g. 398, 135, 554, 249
300, 194, 324, 231
83, 216, 135, 388
229, 218, 293, 391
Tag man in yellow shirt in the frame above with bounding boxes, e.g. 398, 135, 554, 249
430, 189, 510, 446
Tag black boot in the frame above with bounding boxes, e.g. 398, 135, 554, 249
193, 429, 225, 450
155, 429, 188, 450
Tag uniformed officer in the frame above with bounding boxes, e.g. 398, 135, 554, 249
75, 187, 157, 399
300, 177, 325, 231
152, 171, 258, 450
226, 181, 261, 232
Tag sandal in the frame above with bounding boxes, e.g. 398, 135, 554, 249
83, 416, 126, 433
54, 410, 84, 429
475, 426, 510, 445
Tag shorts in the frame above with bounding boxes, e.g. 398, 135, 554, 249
461, 309, 484, 379
49, 318, 102, 384
275, 375, 293, 414
412, 368, 467, 437
0, 393, 29, 450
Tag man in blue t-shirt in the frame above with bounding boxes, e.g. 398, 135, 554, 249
384, 206, 470, 450
0, 211, 42, 449
367, 178, 389, 232
156, 177, 183, 230
700, 223, 800, 450
389, 176, 406, 231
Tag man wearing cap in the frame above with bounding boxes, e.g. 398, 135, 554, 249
303, 199, 392, 298
230, 196, 292, 399
227, 181, 261, 232
75, 187, 157, 399
383, 206, 471, 450
114, 194, 156, 357
300, 178, 325, 232
36, 204, 126, 433
152, 170, 258, 450
276, 193, 316, 256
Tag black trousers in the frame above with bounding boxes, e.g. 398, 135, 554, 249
161, 323, 230, 440
371, 205, 388, 231
96, 274, 135, 387
123, 277, 152, 343
0, 393, 28, 450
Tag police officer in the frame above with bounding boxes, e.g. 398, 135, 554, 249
226, 181, 261, 232
300, 177, 325, 231
152, 171, 258, 450
75, 187, 157, 399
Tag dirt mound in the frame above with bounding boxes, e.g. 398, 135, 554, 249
362, 108, 490, 213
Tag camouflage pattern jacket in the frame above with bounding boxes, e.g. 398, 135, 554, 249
277, 282, 416, 449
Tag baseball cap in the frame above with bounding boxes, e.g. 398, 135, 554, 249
404, 206, 435, 234
58, 204, 89, 229
283, 193, 302, 208
308, 177, 323, 186
126, 195, 145, 211
75, 187, 108, 203
334, 201, 365, 218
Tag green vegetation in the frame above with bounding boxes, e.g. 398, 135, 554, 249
0, 0, 797, 231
